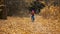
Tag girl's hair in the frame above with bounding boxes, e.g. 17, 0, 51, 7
32, 10, 34, 11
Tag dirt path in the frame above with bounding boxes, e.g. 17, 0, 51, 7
0, 15, 60, 34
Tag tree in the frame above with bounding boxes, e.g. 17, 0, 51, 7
0, 0, 7, 19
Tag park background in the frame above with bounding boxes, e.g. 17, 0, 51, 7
0, 0, 60, 34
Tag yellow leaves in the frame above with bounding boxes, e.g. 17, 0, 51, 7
40, 5, 60, 19
0, 14, 60, 34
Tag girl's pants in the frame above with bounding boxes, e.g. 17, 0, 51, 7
31, 15, 35, 22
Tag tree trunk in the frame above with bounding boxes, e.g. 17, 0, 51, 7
0, 0, 7, 19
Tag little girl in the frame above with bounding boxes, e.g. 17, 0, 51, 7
31, 10, 35, 22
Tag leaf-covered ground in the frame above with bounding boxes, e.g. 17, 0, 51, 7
0, 15, 60, 34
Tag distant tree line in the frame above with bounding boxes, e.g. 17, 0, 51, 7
0, 0, 60, 19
